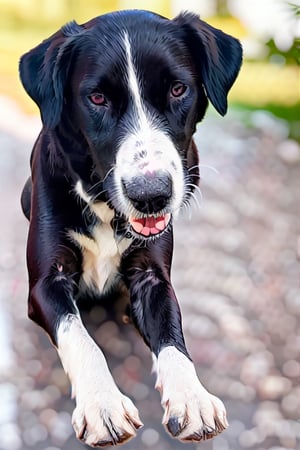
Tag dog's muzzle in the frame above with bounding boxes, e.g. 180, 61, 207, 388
122, 172, 172, 237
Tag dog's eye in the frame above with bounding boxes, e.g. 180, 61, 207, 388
170, 81, 187, 98
89, 93, 107, 106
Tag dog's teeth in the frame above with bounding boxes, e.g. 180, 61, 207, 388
151, 227, 160, 235
130, 219, 144, 233
129, 214, 171, 236
155, 218, 166, 231
142, 226, 151, 236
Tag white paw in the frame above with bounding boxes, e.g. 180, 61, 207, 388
57, 315, 143, 447
155, 346, 228, 442
72, 386, 143, 447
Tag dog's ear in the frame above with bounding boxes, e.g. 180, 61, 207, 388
174, 12, 242, 116
19, 21, 84, 129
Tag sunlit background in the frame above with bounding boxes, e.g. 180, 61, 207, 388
0, 1, 300, 450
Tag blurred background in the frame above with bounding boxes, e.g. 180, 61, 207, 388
0, 1, 299, 450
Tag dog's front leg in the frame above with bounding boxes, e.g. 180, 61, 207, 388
122, 230, 228, 442
56, 313, 143, 446
28, 249, 142, 447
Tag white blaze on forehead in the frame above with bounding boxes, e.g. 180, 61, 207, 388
111, 33, 185, 219
123, 32, 149, 131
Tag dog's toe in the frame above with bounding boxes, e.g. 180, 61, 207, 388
166, 416, 184, 437
156, 347, 228, 443
169, 393, 228, 443
72, 393, 143, 447
160, 375, 228, 443
72, 406, 87, 440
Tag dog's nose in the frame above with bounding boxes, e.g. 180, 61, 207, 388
124, 172, 172, 214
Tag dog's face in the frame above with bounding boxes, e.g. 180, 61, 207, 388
20, 10, 242, 239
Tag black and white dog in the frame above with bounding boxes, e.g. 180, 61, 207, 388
20, 10, 242, 447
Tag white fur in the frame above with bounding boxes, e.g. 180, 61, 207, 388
75, 179, 93, 204
72, 181, 132, 294
112, 34, 185, 220
154, 346, 228, 441
123, 33, 149, 132
57, 314, 142, 446
69, 227, 120, 293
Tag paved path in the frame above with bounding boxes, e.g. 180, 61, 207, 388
1, 97, 300, 450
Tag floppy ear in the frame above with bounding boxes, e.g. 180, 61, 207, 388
19, 21, 83, 129
174, 12, 242, 116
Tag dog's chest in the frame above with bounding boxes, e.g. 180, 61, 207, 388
69, 203, 131, 294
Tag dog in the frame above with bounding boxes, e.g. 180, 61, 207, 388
20, 9, 242, 447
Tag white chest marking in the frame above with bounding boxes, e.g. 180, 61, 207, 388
72, 182, 131, 294
70, 224, 120, 293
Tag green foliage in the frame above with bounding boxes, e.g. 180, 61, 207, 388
264, 2, 300, 65
288, 2, 300, 15
233, 102, 300, 141
265, 38, 300, 65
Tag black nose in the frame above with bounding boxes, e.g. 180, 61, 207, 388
124, 173, 172, 214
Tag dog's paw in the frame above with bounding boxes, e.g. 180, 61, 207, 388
155, 346, 228, 442
57, 315, 143, 446
72, 390, 143, 447
161, 390, 227, 442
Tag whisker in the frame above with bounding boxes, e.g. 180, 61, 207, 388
187, 164, 199, 172
87, 166, 115, 197
199, 164, 220, 175
181, 198, 192, 220
79, 188, 108, 218
86, 179, 102, 194
102, 166, 115, 183
82, 202, 95, 221
178, 179, 204, 219
189, 190, 202, 210
188, 183, 203, 202
93, 188, 108, 201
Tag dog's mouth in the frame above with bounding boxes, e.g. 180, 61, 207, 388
129, 213, 171, 237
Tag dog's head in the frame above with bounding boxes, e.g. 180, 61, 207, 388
20, 10, 242, 239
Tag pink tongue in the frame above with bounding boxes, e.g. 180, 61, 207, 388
130, 214, 170, 237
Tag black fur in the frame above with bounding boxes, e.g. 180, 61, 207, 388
20, 9, 242, 443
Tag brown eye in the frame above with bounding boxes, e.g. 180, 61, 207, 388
170, 81, 187, 98
89, 93, 106, 106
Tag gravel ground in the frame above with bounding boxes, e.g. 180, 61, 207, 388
0, 97, 300, 450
